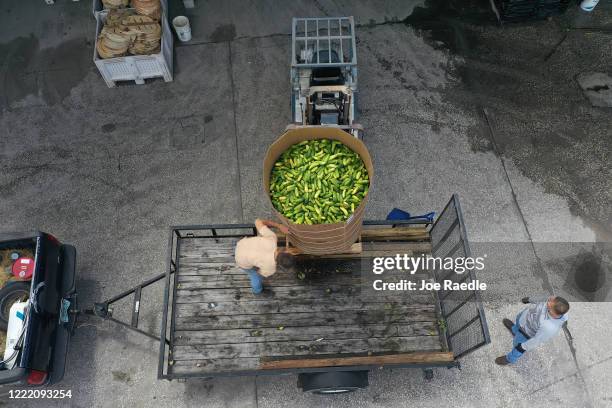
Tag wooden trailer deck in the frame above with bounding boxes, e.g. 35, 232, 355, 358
167, 227, 452, 376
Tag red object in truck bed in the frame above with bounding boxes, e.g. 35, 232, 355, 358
12, 257, 34, 280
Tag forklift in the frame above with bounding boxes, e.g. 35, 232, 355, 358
290, 17, 360, 138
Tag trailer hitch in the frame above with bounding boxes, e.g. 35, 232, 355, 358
88, 302, 110, 318
80, 271, 172, 345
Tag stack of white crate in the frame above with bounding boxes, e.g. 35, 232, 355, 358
92, 0, 173, 87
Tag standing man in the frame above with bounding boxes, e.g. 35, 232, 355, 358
235, 219, 296, 294
496, 295, 569, 365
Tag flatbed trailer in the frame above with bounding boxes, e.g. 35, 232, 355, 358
150, 194, 489, 392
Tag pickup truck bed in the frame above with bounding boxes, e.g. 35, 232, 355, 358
165, 225, 451, 377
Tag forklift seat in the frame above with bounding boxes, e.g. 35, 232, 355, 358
310, 67, 344, 86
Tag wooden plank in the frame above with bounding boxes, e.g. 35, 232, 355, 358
259, 351, 454, 370
175, 263, 240, 274
178, 243, 431, 265
178, 238, 432, 270
294, 250, 422, 260
360, 227, 430, 241
177, 259, 364, 282
174, 285, 434, 304
180, 238, 239, 248
170, 351, 454, 375
173, 321, 438, 346
170, 358, 261, 375
181, 239, 430, 254
285, 243, 362, 256
174, 309, 437, 331
275, 226, 430, 242
176, 273, 359, 286
360, 242, 432, 252
171, 336, 442, 361
175, 300, 436, 317
179, 257, 236, 265
176, 275, 361, 289
176, 272, 431, 289
177, 257, 364, 276
180, 252, 234, 260
176, 263, 432, 277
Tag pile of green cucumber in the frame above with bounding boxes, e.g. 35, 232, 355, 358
269, 139, 369, 224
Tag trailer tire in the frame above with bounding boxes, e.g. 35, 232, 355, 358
298, 371, 368, 394
0, 282, 30, 331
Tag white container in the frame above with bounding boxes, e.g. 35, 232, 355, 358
4, 302, 27, 369
172, 16, 192, 42
580, 0, 599, 11
93, 9, 173, 87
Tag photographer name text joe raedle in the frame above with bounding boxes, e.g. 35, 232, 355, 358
370, 254, 488, 292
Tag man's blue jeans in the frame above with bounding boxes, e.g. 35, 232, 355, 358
506, 312, 528, 364
243, 268, 263, 294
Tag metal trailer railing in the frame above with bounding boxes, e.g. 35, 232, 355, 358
429, 194, 491, 358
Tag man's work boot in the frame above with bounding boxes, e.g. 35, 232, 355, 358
503, 318, 514, 335
256, 288, 274, 298
495, 356, 510, 366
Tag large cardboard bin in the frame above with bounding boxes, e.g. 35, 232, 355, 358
263, 127, 374, 254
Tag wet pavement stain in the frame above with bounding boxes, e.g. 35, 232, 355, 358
402, 0, 612, 237
564, 248, 611, 301
0, 35, 90, 109
209, 23, 237, 42
403, 0, 494, 53
101, 123, 117, 133
111, 370, 133, 385
545, 244, 611, 302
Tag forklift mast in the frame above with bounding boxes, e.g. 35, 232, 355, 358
290, 17, 360, 138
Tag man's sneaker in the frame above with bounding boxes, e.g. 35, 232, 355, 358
495, 356, 510, 366
503, 318, 514, 335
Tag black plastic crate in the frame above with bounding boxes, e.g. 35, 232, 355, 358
498, 0, 571, 22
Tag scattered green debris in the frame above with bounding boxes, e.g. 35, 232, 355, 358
437, 318, 447, 333
277, 326, 284, 331
297, 271, 306, 280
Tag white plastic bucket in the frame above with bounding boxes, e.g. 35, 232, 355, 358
4, 302, 27, 369
172, 16, 192, 42
580, 0, 599, 11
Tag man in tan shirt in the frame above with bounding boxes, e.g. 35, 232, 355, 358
235, 219, 295, 294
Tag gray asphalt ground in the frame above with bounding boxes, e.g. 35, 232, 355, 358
0, 0, 611, 407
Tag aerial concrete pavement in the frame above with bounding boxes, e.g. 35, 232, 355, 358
0, 0, 610, 406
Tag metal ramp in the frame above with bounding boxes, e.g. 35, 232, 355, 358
430, 194, 491, 359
